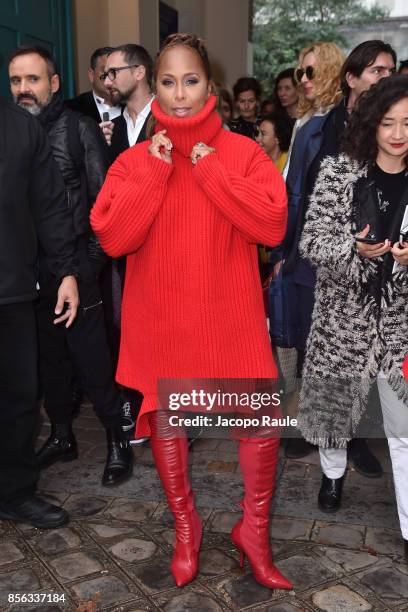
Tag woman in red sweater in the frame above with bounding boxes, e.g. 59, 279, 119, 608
91, 34, 290, 590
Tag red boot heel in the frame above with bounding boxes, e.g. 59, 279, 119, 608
231, 519, 293, 590
238, 548, 245, 569
234, 438, 294, 591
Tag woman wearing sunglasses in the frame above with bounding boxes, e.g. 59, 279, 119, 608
270, 42, 345, 457
297, 76, 408, 560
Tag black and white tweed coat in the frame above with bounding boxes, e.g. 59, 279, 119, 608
297, 154, 408, 448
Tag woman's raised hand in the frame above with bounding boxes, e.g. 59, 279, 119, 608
355, 225, 391, 259
190, 142, 215, 165
148, 129, 173, 164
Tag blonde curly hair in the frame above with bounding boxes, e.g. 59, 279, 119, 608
297, 42, 345, 117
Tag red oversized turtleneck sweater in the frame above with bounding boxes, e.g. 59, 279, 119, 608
91, 96, 287, 437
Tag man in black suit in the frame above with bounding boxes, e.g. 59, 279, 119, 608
9, 46, 133, 486
66, 47, 122, 123
0, 95, 79, 529
100, 44, 153, 163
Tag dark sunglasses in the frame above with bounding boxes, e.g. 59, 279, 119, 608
100, 64, 140, 82
295, 66, 315, 82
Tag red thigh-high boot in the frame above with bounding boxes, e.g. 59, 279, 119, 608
149, 412, 202, 587
231, 437, 293, 590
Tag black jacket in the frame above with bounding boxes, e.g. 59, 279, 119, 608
65, 90, 101, 124
310, 99, 348, 171
228, 116, 259, 140
109, 112, 151, 164
39, 93, 109, 237
0, 97, 77, 305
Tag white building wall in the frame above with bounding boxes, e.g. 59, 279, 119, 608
364, 0, 408, 17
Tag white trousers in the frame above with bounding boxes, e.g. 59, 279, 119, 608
319, 373, 408, 539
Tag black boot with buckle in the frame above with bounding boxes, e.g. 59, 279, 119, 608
318, 474, 344, 512
102, 426, 133, 486
37, 422, 78, 468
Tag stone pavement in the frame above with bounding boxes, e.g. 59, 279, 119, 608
0, 406, 407, 611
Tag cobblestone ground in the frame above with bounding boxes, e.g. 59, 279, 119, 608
0, 404, 407, 611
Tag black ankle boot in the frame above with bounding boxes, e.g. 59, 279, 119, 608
318, 474, 344, 512
37, 423, 78, 468
102, 427, 133, 486
0, 495, 69, 529
404, 539, 408, 562
348, 438, 383, 478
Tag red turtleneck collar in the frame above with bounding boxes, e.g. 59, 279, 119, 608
151, 95, 221, 157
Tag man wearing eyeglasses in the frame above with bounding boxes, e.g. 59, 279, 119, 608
99, 44, 154, 445
66, 47, 122, 123
100, 44, 154, 164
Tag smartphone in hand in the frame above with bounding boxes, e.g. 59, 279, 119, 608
355, 236, 382, 245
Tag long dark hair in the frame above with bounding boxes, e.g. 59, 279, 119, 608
340, 40, 396, 97
342, 75, 408, 166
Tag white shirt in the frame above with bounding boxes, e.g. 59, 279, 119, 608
124, 97, 153, 146
93, 91, 122, 121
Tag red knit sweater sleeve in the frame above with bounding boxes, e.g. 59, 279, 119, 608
90, 149, 173, 257
193, 146, 287, 246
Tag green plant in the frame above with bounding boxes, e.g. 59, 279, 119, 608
253, 0, 388, 97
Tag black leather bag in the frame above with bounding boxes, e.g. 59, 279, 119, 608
353, 177, 384, 242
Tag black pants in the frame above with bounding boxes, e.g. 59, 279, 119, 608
36, 247, 121, 428
0, 302, 39, 502
100, 256, 144, 420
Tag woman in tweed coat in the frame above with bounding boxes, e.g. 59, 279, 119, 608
298, 76, 408, 559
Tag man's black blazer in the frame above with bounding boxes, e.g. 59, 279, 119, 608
65, 91, 101, 124
109, 112, 151, 164
0, 97, 77, 303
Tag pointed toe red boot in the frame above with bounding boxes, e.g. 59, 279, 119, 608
231, 437, 293, 591
149, 416, 201, 587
